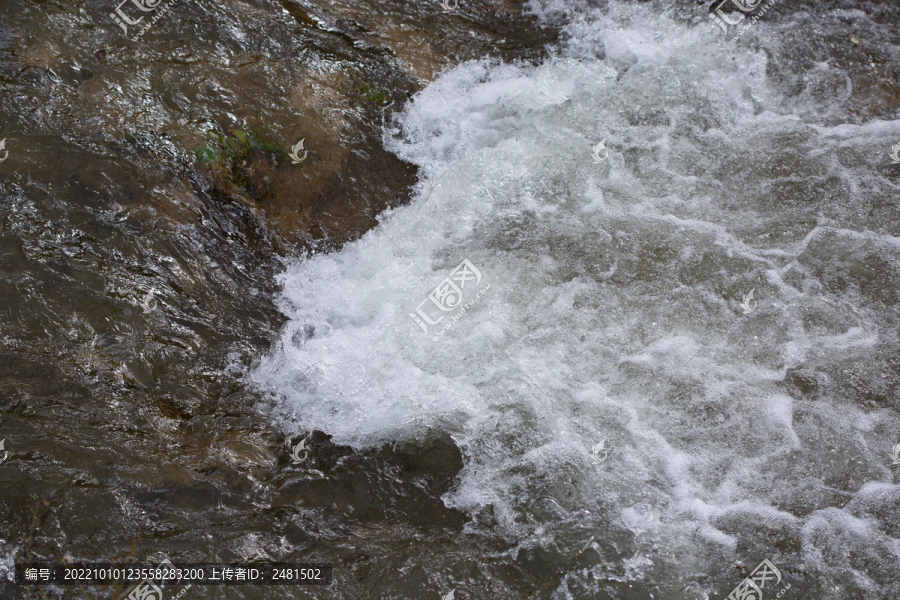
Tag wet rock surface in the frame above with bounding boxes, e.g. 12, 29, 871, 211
0, 0, 556, 597
2, 0, 900, 599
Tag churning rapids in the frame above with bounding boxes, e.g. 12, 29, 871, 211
248, 1, 900, 598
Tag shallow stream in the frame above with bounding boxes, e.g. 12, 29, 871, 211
2, 0, 900, 599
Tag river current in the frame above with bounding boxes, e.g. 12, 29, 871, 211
251, 0, 900, 598
1, 0, 899, 598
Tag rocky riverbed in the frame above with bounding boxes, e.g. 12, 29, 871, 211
2, 0, 900, 599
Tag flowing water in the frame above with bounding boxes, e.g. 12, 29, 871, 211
251, 1, 900, 598
3, 0, 900, 599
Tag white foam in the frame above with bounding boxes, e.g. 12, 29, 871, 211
251, 0, 900, 593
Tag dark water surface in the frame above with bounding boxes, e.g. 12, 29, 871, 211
2, 0, 900, 599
